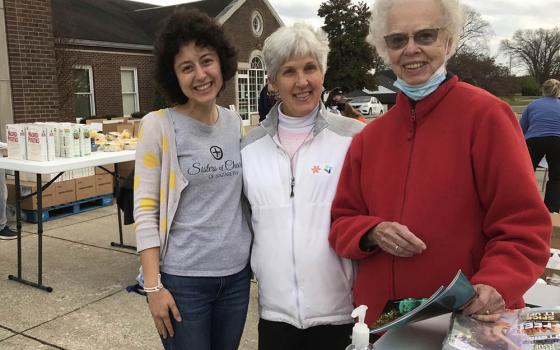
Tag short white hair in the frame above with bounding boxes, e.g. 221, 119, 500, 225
263, 22, 329, 82
367, 0, 465, 63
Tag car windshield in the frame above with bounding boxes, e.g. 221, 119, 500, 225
350, 97, 371, 103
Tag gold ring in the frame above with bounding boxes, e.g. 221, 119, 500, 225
394, 244, 400, 254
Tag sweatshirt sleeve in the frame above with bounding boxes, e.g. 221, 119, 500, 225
134, 113, 164, 253
329, 132, 385, 260
469, 101, 551, 306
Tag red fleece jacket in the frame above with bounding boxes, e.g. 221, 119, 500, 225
329, 76, 551, 325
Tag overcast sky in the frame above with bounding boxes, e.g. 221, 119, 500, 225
135, 0, 560, 67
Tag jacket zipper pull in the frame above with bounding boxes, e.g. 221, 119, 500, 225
408, 109, 417, 140
290, 177, 295, 197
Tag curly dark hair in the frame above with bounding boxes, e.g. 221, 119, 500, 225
153, 8, 238, 105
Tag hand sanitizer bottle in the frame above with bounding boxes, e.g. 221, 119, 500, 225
345, 305, 374, 350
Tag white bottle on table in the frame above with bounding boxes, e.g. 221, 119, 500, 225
345, 305, 374, 350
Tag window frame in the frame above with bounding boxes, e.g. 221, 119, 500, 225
73, 65, 96, 116
120, 67, 140, 115
251, 11, 264, 38
236, 55, 266, 125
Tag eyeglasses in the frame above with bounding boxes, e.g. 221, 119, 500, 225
384, 28, 442, 50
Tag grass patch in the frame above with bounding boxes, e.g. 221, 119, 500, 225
500, 95, 539, 106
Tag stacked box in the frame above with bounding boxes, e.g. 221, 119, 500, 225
6, 124, 27, 160
7, 179, 76, 210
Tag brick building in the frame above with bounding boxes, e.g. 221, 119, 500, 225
0, 0, 283, 137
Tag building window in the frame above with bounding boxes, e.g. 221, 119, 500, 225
121, 67, 139, 115
251, 11, 264, 37
237, 56, 266, 124
73, 65, 95, 117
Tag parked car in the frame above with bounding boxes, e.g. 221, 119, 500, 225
349, 96, 385, 117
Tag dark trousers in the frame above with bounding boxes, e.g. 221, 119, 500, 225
526, 136, 560, 212
258, 318, 353, 350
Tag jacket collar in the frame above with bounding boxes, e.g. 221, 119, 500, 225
260, 102, 329, 138
395, 74, 459, 120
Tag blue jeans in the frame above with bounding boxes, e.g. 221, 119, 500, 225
160, 264, 250, 350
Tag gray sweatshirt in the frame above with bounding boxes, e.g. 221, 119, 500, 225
134, 107, 250, 277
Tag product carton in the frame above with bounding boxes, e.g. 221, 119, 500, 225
72, 124, 81, 157
46, 125, 56, 161
60, 123, 75, 158
36, 122, 57, 160
80, 126, 92, 156
6, 124, 27, 160
26, 124, 48, 161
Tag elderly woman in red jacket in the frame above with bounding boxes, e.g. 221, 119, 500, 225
329, 0, 551, 326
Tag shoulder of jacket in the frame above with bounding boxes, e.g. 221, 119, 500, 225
141, 109, 168, 127
323, 112, 364, 137
241, 126, 268, 150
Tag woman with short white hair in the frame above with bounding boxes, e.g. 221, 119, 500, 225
242, 23, 363, 349
330, 0, 551, 327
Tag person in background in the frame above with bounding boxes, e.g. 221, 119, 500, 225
325, 88, 345, 114
258, 79, 280, 122
329, 0, 551, 327
0, 169, 16, 240
134, 9, 251, 349
343, 102, 367, 123
241, 23, 364, 349
520, 78, 560, 212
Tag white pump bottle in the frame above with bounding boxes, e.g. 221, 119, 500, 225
345, 305, 374, 350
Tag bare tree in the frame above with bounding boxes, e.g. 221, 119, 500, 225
501, 27, 560, 86
455, 6, 492, 55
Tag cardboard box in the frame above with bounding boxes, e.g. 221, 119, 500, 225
102, 120, 127, 134
132, 120, 142, 138
116, 123, 134, 137
7, 179, 76, 210
85, 118, 106, 125
75, 176, 96, 200
117, 161, 135, 181
550, 213, 560, 249
96, 163, 115, 175
56, 180, 77, 204
7, 180, 57, 209
95, 174, 114, 196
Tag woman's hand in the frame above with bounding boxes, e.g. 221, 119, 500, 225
461, 284, 506, 322
366, 221, 427, 257
147, 288, 182, 339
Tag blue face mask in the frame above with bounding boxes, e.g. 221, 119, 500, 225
393, 65, 447, 101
